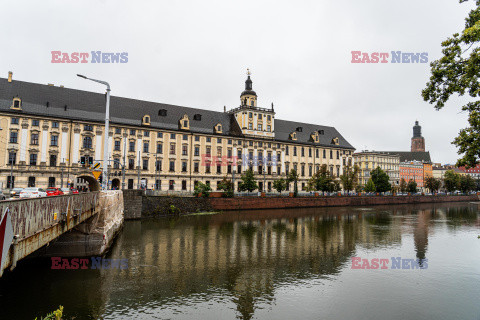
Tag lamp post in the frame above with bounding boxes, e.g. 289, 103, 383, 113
77, 74, 111, 190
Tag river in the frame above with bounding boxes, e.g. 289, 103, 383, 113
1, 202, 479, 319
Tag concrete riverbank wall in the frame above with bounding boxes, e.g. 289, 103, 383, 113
122, 190, 478, 218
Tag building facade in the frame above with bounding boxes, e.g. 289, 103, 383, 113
399, 161, 424, 189
353, 151, 400, 186
0, 71, 355, 192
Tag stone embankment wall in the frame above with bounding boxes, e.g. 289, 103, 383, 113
123, 190, 144, 219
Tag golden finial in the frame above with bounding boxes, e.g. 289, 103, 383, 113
246, 68, 251, 76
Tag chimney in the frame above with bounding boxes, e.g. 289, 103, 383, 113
8, 71, 12, 83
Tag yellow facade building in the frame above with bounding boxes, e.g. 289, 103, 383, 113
353, 151, 400, 186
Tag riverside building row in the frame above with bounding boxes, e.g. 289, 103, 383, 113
0, 71, 355, 192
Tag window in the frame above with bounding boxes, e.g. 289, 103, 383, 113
8, 152, 16, 165
258, 113, 262, 120
170, 133, 176, 139
129, 141, 135, 152
156, 160, 162, 171
228, 139, 232, 145
9, 131, 18, 143
169, 180, 174, 190
157, 143, 163, 154
293, 147, 297, 157
7, 176, 15, 189
170, 143, 176, 155
51, 135, 58, 146
30, 153, 37, 166
83, 137, 93, 149
52, 121, 59, 128
114, 140, 121, 151
50, 154, 57, 167
143, 159, 148, 170
195, 136, 200, 142
206, 137, 211, 143
227, 165, 232, 174
46, 177, 54, 188
237, 149, 242, 159
11, 118, 19, 125
286, 146, 289, 156
249, 112, 253, 119
330, 150, 333, 159
28, 177, 36, 187
249, 141, 253, 146
182, 145, 188, 156
31, 133, 39, 145
206, 162, 211, 173
157, 132, 163, 138
309, 148, 312, 157
227, 149, 232, 157
206, 146, 211, 156
182, 161, 187, 172
32, 119, 39, 126
130, 129, 136, 135
336, 151, 339, 159
144, 130, 150, 137
128, 159, 135, 170
194, 114, 202, 121
248, 123, 253, 130
159, 109, 167, 117
323, 149, 326, 158
258, 124, 262, 131
115, 128, 121, 134
194, 162, 199, 173
217, 164, 221, 174
194, 146, 200, 156
143, 142, 149, 153
182, 180, 187, 190
84, 125, 93, 131
217, 147, 222, 157
128, 179, 134, 189
267, 125, 271, 132
113, 158, 120, 169
316, 149, 319, 158
169, 160, 175, 172
301, 147, 305, 157
183, 134, 188, 141
309, 165, 312, 176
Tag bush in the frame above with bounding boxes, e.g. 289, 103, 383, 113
193, 182, 211, 197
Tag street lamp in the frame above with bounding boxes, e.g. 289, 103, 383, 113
77, 74, 111, 190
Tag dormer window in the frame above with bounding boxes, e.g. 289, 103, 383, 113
214, 123, 223, 134
296, 127, 303, 132
142, 115, 151, 126
318, 130, 324, 135
290, 132, 297, 140
158, 109, 167, 117
179, 114, 190, 130
311, 132, 319, 143
11, 97, 21, 110
193, 114, 202, 121
331, 137, 339, 145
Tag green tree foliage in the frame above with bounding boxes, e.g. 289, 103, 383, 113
364, 178, 376, 192
444, 170, 460, 192
239, 168, 258, 192
370, 167, 391, 193
422, 1, 480, 167
273, 178, 287, 193
407, 179, 418, 193
218, 176, 234, 197
340, 165, 360, 192
193, 182, 212, 197
425, 177, 441, 193
399, 178, 407, 193
459, 174, 476, 193
287, 169, 299, 196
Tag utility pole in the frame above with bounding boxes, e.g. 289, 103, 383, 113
263, 166, 266, 192
9, 157, 13, 189
60, 166, 64, 188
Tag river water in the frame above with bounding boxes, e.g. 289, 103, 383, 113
1, 202, 479, 320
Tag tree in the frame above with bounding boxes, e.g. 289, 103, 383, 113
425, 177, 441, 193
370, 167, 391, 193
399, 178, 407, 193
407, 179, 418, 193
459, 174, 476, 193
238, 168, 258, 192
422, 1, 480, 168
444, 170, 460, 192
287, 169, 299, 196
218, 176, 234, 197
193, 182, 211, 197
340, 165, 360, 192
364, 178, 376, 192
273, 178, 287, 193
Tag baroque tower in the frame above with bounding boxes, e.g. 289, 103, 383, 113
411, 121, 425, 152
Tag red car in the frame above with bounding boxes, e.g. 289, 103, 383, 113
70, 189, 79, 194
46, 188, 64, 196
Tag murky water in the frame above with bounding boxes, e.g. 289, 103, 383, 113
1, 202, 480, 320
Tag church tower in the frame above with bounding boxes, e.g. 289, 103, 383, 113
411, 121, 425, 152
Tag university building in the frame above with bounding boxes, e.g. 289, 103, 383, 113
0, 71, 355, 192
352, 151, 400, 186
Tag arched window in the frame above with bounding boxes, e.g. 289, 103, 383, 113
83, 136, 92, 149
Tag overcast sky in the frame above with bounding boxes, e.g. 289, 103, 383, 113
1, 0, 476, 164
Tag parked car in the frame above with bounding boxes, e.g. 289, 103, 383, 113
0, 190, 6, 201
70, 188, 79, 194
10, 188, 23, 198
20, 188, 47, 198
61, 188, 71, 195
46, 188, 64, 196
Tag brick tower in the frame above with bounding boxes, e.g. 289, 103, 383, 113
411, 121, 425, 152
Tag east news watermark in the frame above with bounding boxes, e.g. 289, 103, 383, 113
51, 51, 128, 63
351, 51, 428, 64
351, 257, 428, 269
51, 257, 128, 270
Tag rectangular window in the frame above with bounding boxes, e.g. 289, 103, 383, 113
128, 159, 135, 170
309, 148, 312, 157
28, 177, 36, 187
170, 143, 176, 155
248, 123, 253, 130
182, 180, 187, 191
206, 162, 211, 173
157, 132, 163, 138
169, 180, 175, 190
31, 133, 39, 145
155, 180, 161, 190
143, 159, 148, 170
316, 149, 319, 158
206, 146, 211, 156
206, 137, 211, 143
227, 149, 232, 157
7, 176, 15, 189
194, 162, 199, 173
258, 124, 262, 131
227, 165, 232, 174
114, 140, 121, 151
9, 131, 18, 143
217, 147, 222, 157
30, 153, 37, 166
130, 129, 136, 135
114, 158, 120, 169
323, 149, 326, 158
51, 135, 58, 146
156, 160, 162, 171
267, 125, 271, 132
52, 121, 59, 128
286, 146, 289, 156
129, 141, 135, 152
237, 149, 242, 160
228, 139, 232, 145
182, 145, 188, 156
143, 142, 149, 153
84, 125, 93, 131
183, 134, 188, 141
195, 136, 200, 142
336, 151, 339, 159
32, 119, 39, 126
157, 143, 163, 154
170, 133, 176, 140
8, 152, 16, 165
293, 147, 297, 157
49, 154, 57, 167
144, 130, 149, 137
301, 147, 305, 157
115, 128, 121, 134
11, 118, 19, 125
182, 161, 187, 172
330, 150, 333, 159
194, 146, 200, 156
267, 115, 271, 121
169, 160, 175, 172
217, 164, 221, 174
